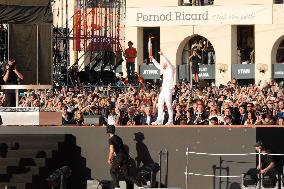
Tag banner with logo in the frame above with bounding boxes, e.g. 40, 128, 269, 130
140, 64, 160, 80
232, 64, 255, 79
198, 65, 215, 80
126, 5, 272, 26
273, 64, 284, 79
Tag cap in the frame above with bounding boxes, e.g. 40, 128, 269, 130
106, 125, 115, 134
134, 132, 144, 142
254, 141, 263, 148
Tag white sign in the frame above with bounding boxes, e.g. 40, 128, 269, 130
126, 5, 272, 26
143, 70, 159, 75
238, 69, 251, 75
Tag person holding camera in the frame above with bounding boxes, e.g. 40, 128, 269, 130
3, 59, 24, 107
189, 48, 201, 86
3, 59, 24, 84
254, 110, 265, 125
190, 104, 209, 125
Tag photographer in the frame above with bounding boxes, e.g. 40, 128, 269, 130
254, 111, 264, 125
3, 59, 24, 84
3, 59, 24, 107
189, 48, 201, 85
190, 104, 209, 125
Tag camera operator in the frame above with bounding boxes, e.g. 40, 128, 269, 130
254, 111, 264, 125
3, 59, 24, 84
3, 59, 24, 107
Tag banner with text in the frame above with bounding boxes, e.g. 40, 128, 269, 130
273, 64, 284, 79
140, 64, 160, 80
126, 5, 272, 26
232, 64, 255, 79
198, 65, 215, 80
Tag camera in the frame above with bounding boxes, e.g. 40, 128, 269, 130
255, 111, 262, 117
7, 60, 16, 71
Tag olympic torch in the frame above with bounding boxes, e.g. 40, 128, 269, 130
148, 36, 155, 63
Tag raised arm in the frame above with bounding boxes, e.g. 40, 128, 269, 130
159, 51, 174, 68
150, 56, 162, 70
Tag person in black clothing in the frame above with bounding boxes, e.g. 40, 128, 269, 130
189, 48, 201, 85
3, 59, 24, 107
106, 125, 141, 188
245, 141, 279, 187
251, 141, 280, 187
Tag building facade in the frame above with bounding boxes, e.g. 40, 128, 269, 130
125, 0, 284, 85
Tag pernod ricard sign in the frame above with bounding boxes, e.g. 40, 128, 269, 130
127, 5, 272, 26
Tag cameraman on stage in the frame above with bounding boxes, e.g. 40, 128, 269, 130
253, 141, 282, 188
3, 59, 24, 107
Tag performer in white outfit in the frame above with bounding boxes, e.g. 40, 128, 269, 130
150, 51, 175, 125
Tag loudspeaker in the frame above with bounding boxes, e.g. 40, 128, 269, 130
84, 115, 101, 126
101, 70, 116, 84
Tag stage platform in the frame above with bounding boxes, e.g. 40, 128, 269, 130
0, 125, 282, 189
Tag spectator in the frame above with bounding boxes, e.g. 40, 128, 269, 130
10, 79, 284, 126
208, 106, 221, 125
124, 41, 137, 84
244, 112, 255, 125
210, 117, 219, 126
276, 117, 284, 126
190, 104, 208, 125
238, 105, 248, 125
140, 106, 156, 125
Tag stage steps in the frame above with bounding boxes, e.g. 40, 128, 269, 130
0, 134, 65, 189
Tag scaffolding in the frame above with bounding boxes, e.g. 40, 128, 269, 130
52, 0, 126, 86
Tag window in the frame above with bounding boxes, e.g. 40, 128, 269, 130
180, 0, 214, 6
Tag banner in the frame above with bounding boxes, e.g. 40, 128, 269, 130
140, 64, 160, 80
273, 64, 284, 79
126, 5, 272, 26
198, 65, 215, 80
232, 64, 255, 79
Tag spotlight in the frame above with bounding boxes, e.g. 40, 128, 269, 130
46, 166, 72, 189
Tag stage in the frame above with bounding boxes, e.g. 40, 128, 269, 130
0, 125, 282, 189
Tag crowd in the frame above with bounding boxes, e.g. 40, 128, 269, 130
1, 77, 284, 126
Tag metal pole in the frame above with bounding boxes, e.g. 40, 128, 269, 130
186, 147, 189, 189
219, 156, 222, 189
258, 148, 261, 189
15, 89, 19, 107
159, 150, 162, 188
189, 62, 193, 88
165, 149, 169, 188
65, 0, 69, 87
226, 167, 229, 189
213, 165, 216, 189
37, 24, 39, 84
7, 24, 9, 61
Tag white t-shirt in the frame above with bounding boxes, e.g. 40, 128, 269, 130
152, 56, 175, 90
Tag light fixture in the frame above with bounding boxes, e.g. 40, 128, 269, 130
256, 63, 268, 74
216, 63, 228, 73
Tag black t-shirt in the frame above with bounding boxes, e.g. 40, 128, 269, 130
257, 150, 276, 169
191, 55, 200, 64
109, 135, 128, 156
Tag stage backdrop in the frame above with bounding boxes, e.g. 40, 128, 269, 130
0, 0, 52, 85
